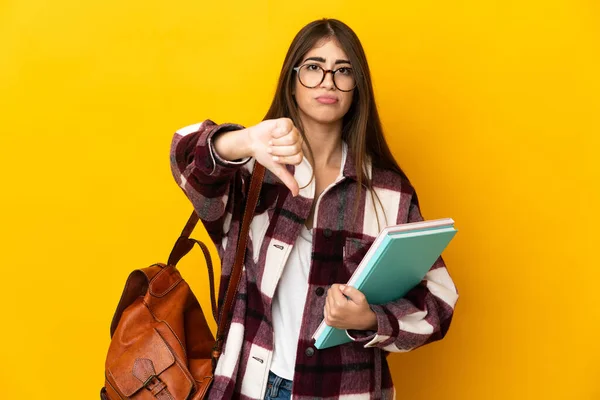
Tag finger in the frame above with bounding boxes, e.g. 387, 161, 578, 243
327, 285, 337, 302
340, 285, 366, 304
323, 305, 331, 325
325, 298, 334, 319
271, 154, 303, 166
268, 144, 302, 157
277, 117, 294, 132
326, 296, 338, 322
331, 283, 348, 306
270, 127, 289, 140
271, 118, 294, 139
270, 131, 301, 146
328, 290, 336, 307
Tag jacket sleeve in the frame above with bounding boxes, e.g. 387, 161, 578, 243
170, 119, 252, 247
347, 192, 459, 352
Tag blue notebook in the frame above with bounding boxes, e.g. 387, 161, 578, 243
312, 218, 457, 350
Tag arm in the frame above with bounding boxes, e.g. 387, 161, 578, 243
170, 118, 304, 246
170, 120, 253, 246
346, 193, 459, 352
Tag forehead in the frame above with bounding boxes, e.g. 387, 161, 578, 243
302, 38, 350, 62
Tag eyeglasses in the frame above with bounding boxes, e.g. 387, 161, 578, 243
293, 64, 356, 92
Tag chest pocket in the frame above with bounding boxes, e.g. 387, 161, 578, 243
343, 236, 375, 278
255, 183, 280, 214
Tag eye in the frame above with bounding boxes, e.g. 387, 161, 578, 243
305, 64, 321, 71
336, 67, 353, 75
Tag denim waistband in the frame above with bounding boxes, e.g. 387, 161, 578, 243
266, 370, 293, 397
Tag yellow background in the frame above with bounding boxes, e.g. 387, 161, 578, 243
1, 0, 599, 399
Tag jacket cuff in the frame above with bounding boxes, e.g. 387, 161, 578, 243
346, 304, 399, 348
202, 123, 250, 176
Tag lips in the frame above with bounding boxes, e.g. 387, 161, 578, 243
315, 96, 338, 104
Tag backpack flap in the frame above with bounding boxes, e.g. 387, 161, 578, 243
107, 328, 191, 398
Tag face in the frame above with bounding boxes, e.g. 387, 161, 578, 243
293, 38, 355, 127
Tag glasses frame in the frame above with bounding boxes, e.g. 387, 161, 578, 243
292, 64, 356, 92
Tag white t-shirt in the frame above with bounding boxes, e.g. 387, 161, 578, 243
270, 144, 347, 380
270, 224, 313, 380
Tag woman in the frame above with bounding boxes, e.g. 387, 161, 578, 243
170, 18, 458, 400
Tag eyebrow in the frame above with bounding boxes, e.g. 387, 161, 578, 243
303, 56, 352, 65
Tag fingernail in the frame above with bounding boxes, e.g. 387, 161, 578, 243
272, 156, 279, 162
340, 285, 346, 291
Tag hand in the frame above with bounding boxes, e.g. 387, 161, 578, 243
324, 284, 378, 331
247, 118, 304, 196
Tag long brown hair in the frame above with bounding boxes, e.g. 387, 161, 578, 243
263, 18, 414, 214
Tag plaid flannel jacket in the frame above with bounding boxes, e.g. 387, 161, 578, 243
170, 120, 458, 399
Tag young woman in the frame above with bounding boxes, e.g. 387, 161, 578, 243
170, 18, 458, 400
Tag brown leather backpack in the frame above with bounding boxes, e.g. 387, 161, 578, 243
101, 164, 265, 399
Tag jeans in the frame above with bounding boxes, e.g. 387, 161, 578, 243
264, 371, 293, 400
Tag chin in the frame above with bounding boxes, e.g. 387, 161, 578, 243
302, 109, 347, 125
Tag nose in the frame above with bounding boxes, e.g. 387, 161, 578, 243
320, 70, 335, 90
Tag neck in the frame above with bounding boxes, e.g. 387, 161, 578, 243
300, 116, 344, 169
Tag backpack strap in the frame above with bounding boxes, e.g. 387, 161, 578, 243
166, 163, 266, 368
212, 162, 265, 365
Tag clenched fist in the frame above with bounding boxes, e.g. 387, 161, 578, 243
247, 118, 304, 196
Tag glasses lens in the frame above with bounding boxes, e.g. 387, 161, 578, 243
298, 65, 324, 88
334, 68, 355, 91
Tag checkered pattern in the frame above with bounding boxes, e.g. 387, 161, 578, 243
170, 120, 458, 399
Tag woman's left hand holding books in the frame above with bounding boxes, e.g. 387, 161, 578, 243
323, 284, 378, 331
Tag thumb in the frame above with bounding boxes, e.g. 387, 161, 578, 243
273, 164, 299, 197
